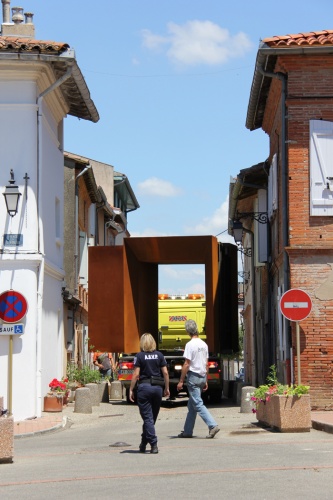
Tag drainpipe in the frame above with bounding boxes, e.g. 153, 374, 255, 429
258, 67, 290, 374
243, 227, 257, 386
35, 66, 73, 417
75, 166, 91, 295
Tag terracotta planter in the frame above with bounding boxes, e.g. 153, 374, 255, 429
43, 395, 63, 412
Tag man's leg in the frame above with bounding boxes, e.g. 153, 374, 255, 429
186, 373, 218, 430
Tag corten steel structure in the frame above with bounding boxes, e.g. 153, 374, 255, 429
88, 236, 238, 355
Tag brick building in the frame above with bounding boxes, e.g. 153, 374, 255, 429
229, 30, 333, 409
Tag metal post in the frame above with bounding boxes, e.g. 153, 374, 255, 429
296, 321, 301, 385
8, 335, 13, 414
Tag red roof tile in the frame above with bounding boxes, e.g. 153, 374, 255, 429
0, 36, 69, 54
263, 30, 333, 48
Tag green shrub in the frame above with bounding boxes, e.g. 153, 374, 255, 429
249, 365, 310, 412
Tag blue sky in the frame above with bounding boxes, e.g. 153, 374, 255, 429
21, 0, 332, 294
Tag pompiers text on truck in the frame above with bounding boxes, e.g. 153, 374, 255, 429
118, 294, 223, 402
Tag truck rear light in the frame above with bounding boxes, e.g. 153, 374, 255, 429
119, 362, 134, 370
174, 364, 183, 371
208, 361, 219, 369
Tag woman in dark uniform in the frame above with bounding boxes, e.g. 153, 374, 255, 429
129, 333, 170, 454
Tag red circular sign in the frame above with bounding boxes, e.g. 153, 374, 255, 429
0, 290, 28, 323
280, 288, 312, 322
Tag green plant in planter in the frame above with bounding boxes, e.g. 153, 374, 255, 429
250, 365, 310, 413
66, 364, 102, 386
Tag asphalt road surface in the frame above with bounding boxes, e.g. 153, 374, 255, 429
1, 398, 333, 499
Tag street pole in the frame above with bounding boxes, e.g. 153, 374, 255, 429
296, 321, 301, 385
8, 335, 13, 414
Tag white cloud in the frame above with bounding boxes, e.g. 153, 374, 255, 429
142, 20, 252, 67
137, 177, 183, 197
185, 196, 232, 240
141, 30, 169, 50
159, 264, 205, 295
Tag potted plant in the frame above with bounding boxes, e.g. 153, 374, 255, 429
250, 365, 311, 432
44, 378, 70, 412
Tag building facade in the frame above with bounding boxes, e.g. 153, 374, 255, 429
0, 5, 98, 420
229, 30, 333, 409
63, 152, 139, 371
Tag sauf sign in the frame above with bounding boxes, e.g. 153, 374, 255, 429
0, 324, 24, 335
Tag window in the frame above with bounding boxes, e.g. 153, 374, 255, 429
310, 120, 333, 216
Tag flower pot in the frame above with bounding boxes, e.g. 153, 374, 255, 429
256, 399, 274, 427
256, 391, 275, 427
43, 395, 63, 412
0, 415, 14, 463
270, 394, 311, 432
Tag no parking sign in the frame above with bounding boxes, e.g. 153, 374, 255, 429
0, 290, 28, 323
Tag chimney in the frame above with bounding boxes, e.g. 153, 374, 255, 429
1, 0, 10, 23
11, 6, 24, 24
1, 2, 35, 38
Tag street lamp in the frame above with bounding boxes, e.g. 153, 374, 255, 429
231, 220, 252, 256
3, 169, 21, 217
231, 220, 244, 244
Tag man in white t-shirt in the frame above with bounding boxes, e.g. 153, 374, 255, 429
177, 319, 220, 439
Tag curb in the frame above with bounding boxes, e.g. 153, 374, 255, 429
312, 420, 333, 434
14, 416, 67, 439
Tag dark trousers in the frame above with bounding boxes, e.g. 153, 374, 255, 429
137, 384, 163, 446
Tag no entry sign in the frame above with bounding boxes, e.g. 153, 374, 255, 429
0, 290, 28, 323
280, 288, 312, 322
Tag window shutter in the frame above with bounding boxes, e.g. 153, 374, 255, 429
88, 204, 96, 237
79, 231, 88, 287
268, 154, 278, 220
310, 120, 333, 216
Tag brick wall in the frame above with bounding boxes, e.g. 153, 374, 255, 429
264, 55, 333, 409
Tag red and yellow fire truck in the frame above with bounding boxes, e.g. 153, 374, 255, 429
118, 294, 223, 402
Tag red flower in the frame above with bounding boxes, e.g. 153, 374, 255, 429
49, 378, 66, 392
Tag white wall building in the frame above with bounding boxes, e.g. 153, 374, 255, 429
0, 3, 98, 420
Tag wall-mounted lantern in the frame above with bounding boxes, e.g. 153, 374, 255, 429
3, 169, 21, 217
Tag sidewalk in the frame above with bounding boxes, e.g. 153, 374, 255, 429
12, 402, 333, 438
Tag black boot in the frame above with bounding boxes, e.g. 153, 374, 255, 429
139, 442, 147, 453
150, 444, 158, 454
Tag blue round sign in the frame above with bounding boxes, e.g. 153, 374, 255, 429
0, 290, 28, 323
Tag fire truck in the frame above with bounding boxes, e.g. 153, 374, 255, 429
118, 294, 223, 402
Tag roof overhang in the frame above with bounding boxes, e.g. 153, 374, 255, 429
246, 43, 333, 131
228, 161, 268, 235
0, 40, 99, 122
114, 173, 140, 213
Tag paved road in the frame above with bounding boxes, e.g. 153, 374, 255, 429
1, 398, 333, 499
